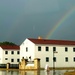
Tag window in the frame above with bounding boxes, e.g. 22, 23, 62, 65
5, 58, 8, 60
38, 46, 41, 51
53, 47, 56, 52
5, 51, 8, 54
17, 59, 20, 62
46, 47, 49, 51
53, 57, 56, 62
11, 59, 14, 62
17, 51, 20, 54
46, 57, 49, 62
65, 47, 68, 52
65, 57, 68, 62
73, 48, 75, 52
26, 47, 28, 52
73, 57, 75, 62
11, 51, 14, 54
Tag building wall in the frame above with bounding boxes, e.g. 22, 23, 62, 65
35, 44, 53, 68
56, 45, 75, 67
20, 39, 35, 61
0, 47, 3, 63
2, 49, 20, 64
35, 44, 75, 68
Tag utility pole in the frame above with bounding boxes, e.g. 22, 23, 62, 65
53, 50, 58, 75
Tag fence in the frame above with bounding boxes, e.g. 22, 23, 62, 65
0, 64, 6, 68
9, 64, 19, 69
0, 64, 19, 69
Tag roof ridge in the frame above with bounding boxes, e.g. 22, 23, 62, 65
28, 38, 75, 45
0, 45, 20, 50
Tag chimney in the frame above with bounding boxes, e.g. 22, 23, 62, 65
38, 36, 42, 39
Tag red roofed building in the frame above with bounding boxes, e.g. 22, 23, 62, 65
28, 38, 75, 45
20, 38, 75, 69
0, 45, 20, 50
0, 45, 20, 64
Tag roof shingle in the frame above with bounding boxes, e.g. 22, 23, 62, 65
0, 45, 20, 50
28, 38, 75, 45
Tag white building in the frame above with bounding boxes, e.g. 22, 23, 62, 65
20, 38, 75, 68
0, 45, 20, 64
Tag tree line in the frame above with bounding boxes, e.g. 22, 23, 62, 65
0, 41, 17, 46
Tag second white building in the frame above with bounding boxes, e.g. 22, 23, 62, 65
0, 45, 20, 64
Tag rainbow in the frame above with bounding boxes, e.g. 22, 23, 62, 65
46, 6, 75, 39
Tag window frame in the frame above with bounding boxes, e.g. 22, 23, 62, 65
65, 57, 68, 62
5, 51, 8, 54
38, 46, 41, 51
26, 47, 28, 52
17, 51, 20, 54
65, 47, 68, 52
53, 47, 56, 52
11, 59, 14, 62
73, 48, 75, 52
53, 57, 56, 62
73, 57, 75, 62
46, 57, 49, 62
11, 51, 14, 54
5, 58, 8, 60
17, 59, 20, 62
46, 47, 49, 51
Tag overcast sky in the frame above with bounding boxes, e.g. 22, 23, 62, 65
0, 0, 75, 45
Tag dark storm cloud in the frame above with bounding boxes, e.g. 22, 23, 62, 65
0, 0, 75, 45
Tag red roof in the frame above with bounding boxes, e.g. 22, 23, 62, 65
28, 38, 75, 45
0, 45, 20, 50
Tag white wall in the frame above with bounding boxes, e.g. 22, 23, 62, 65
35, 44, 53, 68
20, 39, 35, 61
3, 49, 20, 64
0, 47, 3, 63
35, 44, 75, 68
55, 45, 75, 67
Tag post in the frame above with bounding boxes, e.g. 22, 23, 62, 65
34, 58, 40, 69
53, 51, 55, 75
7, 63, 10, 69
19, 57, 28, 69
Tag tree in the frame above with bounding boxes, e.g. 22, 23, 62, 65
0, 41, 17, 46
